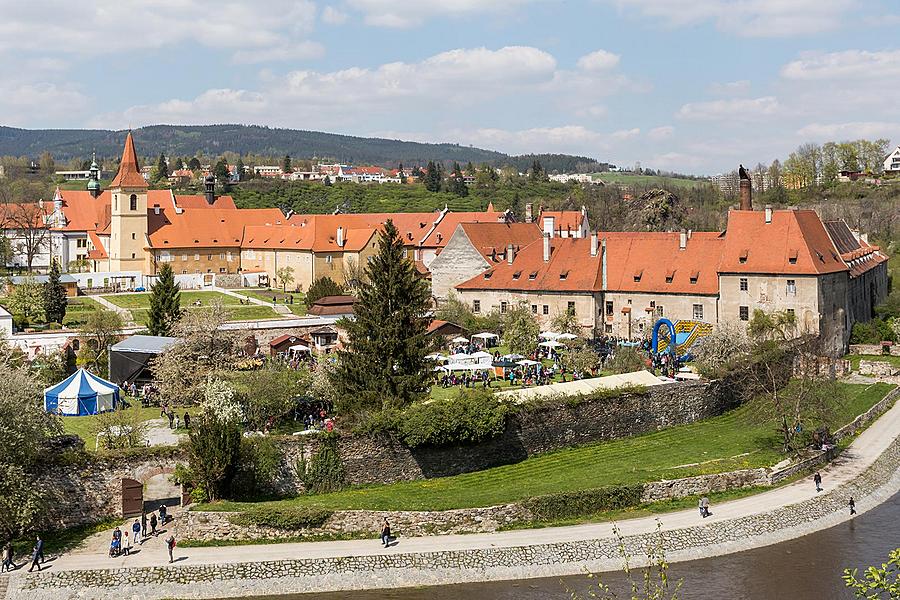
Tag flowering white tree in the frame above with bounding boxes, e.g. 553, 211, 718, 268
200, 377, 243, 425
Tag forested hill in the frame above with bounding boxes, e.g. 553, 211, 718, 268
0, 124, 604, 171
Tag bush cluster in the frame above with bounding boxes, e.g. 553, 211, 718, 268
394, 389, 511, 448
231, 436, 282, 500
230, 506, 333, 531
297, 433, 346, 494
521, 484, 644, 521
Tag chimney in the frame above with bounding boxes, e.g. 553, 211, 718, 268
543, 216, 556, 238
679, 229, 687, 250
764, 205, 772, 224
590, 232, 598, 257
524, 203, 533, 223
204, 175, 215, 205
543, 233, 551, 262
507, 243, 515, 264
336, 227, 345, 247
687, 229, 693, 240
739, 178, 752, 211
601, 238, 607, 289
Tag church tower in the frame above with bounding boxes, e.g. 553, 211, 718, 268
108, 132, 148, 272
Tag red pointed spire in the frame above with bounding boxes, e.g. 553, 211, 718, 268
110, 131, 148, 188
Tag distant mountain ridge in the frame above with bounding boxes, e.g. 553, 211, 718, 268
0, 124, 606, 172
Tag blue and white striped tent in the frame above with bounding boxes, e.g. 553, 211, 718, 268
43, 368, 119, 416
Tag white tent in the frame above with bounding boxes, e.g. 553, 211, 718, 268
288, 344, 311, 353
426, 353, 449, 363
539, 340, 565, 349
539, 332, 561, 340
502, 353, 525, 361
470, 351, 493, 359
556, 333, 578, 340
517, 359, 542, 366
472, 332, 499, 340
450, 336, 469, 344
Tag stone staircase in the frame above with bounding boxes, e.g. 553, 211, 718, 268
0, 574, 9, 599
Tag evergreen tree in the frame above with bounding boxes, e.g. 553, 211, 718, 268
411, 165, 424, 178
156, 153, 169, 181
509, 191, 522, 220
466, 161, 475, 176
148, 263, 182, 337
448, 162, 469, 197
235, 157, 246, 182
305, 276, 344, 309
171, 156, 184, 170
323, 174, 332, 186
282, 154, 293, 174
529, 159, 544, 183
43, 261, 67, 325
187, 156, 202, 171
330, 220, 432, 417
214, 158, 230, 184
424, 161, 441, 192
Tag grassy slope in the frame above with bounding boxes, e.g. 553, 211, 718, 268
204, 382, 893, 513
101, 290, 280, 324
61, 405, 161, 450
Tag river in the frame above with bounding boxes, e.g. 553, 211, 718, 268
229, 490, 900, 600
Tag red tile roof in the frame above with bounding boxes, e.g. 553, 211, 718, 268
457, 222, 542, 262
173, 194, 236, 210
148, 207, 285, 249
539, 209, 584, 234
720, 210, 847, 275
419, 209, 507, 248
87, 231, 108, 260
110, 132, 149, 189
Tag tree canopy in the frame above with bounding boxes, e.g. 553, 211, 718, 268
147, 263, 182, 337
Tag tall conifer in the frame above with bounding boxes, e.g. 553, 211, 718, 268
43, 261, 67, 324
148, 263, 182, 336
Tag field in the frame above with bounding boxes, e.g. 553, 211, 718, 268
60, 404, 162, 450
593, 172, 709, 189
61, 297, 102, 327
101, 290, 280, 324
204, 381, 893, 513
235, 288, 307, 315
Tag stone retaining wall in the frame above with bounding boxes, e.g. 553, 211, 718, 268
13, 431, 900, 600
859, 360, 900, 377
849, 343, 900, 356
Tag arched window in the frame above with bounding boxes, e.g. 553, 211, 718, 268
129, 194, 137, 211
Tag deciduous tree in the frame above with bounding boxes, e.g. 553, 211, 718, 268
502, 302, 540, 356
276, 266, 295, 293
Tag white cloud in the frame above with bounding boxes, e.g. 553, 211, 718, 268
346, 0, 543, 28
576, 105, 609, 118
605, 0, 854, 37
232, 41, 325, 64
451, 126, 606, 155
97, 46, 560, 129
796, 121, 900, 141
0, 82, 89, 127
0, 0, 318, 63
781, 49, 900, 81
577, 50, 620, 71
322, 6, 349, 24
611, 128, 640, 140
708, 80, 750, 96
647, 125, 675, 140
677, 96, 779, 120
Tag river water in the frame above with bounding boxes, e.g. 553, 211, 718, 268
227, 490, 900, 600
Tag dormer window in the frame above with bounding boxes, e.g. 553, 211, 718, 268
529, 272, 537, 280
690, 270, 699, 285
633, 269, 643, 283
665, 269, 674, 284
788, 249, 798, 265
739, 249, 749, 264
512, 271, 521, 280
559, 270, 569, 280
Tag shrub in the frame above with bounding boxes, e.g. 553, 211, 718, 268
297, 433, 346, 494
606, 346, 647, 374
231, 436, 282, 500
396, 389, 510, 448
850, 318, 894, 344
521, 484, 644, 521
230, 506, 333, 531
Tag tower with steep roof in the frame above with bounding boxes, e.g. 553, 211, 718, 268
108, 132, 148, 272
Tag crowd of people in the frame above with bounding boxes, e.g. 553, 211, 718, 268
108, 504, 174, 560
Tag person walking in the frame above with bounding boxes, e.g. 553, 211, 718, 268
159, 504, 168, 526
132, 518, 142, 546
849, 497, 857, 515
165, 534, 176, 563
141, 513, 148, 543
814, 472, 822, 493
380, 518, 392, 547
183, 412, 191, 430
699, 496, 710, 518
2, 542, 13, 572
174, 414, 180, 430
150, 512, 158, 536
27, 540, 42, 572
34, 535, 44, 564
122, 531, 131, 556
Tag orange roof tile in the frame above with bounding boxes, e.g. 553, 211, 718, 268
720, 210, 847, 275
538, 209, 584, 234
110, 132, 149, 189
87, 231, 108, 259
419, 209, 507, 248
174, 194, 236, 210
457, 222, 542, 261
149, 207, 285, 249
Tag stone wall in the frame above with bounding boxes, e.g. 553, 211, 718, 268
14, 432, 900, 600
277, 380, 746, 493
859, 360, 900, 377
849, 343, 900, 356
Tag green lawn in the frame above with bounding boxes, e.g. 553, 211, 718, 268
101, 290, 281, 324
203, 381, 894, 513
236, 288, 307, 315
62, 297, 102, 327
61, 404, 161, 450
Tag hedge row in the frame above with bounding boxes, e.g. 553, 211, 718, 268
229, 506, 333, 530
521, 484, 644, 520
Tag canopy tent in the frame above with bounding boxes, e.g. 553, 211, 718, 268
288, 344, 311, 353
44, 369, 119, 416
470, 351, 494, 360
502, 353, 525, 361
517, 359, 542, 366
442, 363, 493, 372
426, 353, 449, 363
109, 334, 178, 385
539, 332, 561, 340
556, 333, 578, 340
539, 340, 565, 349
472, 332, 499, 340
450, 336, 469, 344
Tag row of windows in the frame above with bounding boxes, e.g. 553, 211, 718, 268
473, 301, 577, 316
739, 306, 795, 321
739, 277, 796, 295
159, 252, 234, 262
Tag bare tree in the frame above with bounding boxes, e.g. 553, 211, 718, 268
2, 203, 49, 271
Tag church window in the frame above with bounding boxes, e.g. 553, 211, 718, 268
129, 194, 137, 211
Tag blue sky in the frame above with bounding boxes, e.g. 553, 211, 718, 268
2, 0, 899, 174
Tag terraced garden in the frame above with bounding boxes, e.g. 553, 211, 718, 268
101, 291, 280, 324
203, 381, 894, 513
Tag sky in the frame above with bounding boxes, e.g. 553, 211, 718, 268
2, 0, 899, 174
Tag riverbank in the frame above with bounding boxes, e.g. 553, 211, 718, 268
9, 391, 900, 600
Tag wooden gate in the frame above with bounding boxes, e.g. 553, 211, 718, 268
122, 478, 143, 517
181, 484, 193, 507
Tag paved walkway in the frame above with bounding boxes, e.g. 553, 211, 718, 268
212, 287, 294, 316
86, 294, 134, 324
42, 394, 900, 573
